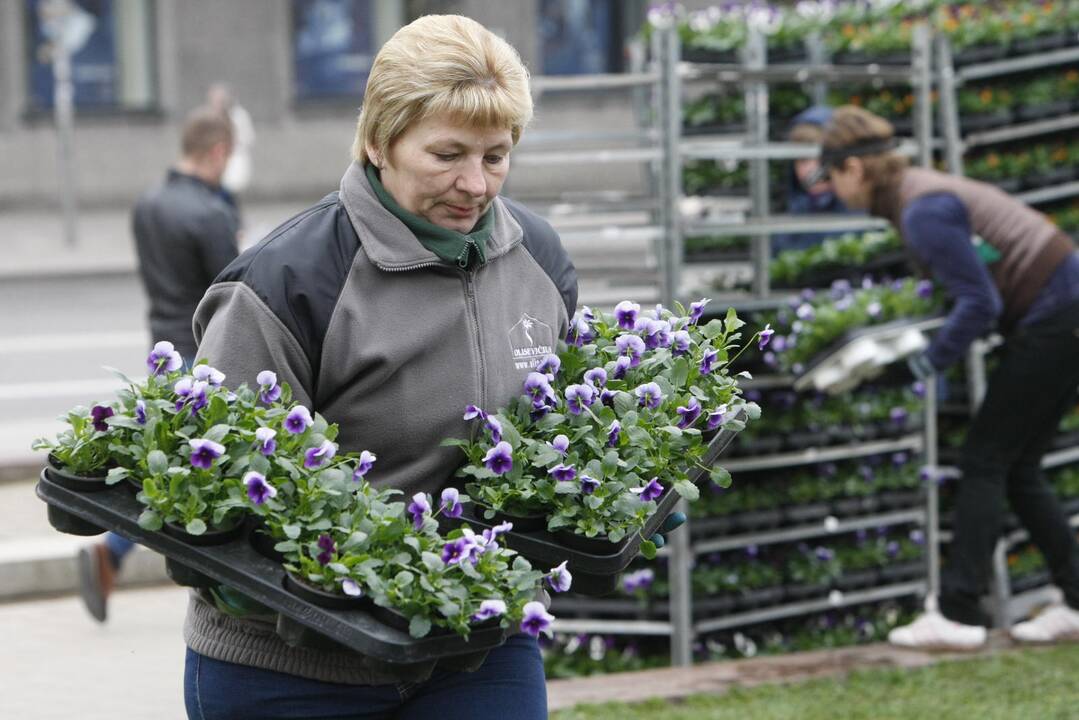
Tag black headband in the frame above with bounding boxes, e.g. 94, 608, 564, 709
820, 137, 900, 168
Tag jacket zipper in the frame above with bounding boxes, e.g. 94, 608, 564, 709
462, 269, 486, 416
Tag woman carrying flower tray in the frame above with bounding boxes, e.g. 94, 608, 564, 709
182, 15, 576, 719
815, 105, 1079, 650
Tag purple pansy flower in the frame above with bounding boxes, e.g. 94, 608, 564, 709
520, 601, 554, 637
549, 464, 577, 483
583, 367, 607, 388
255, 426, 277, 456
706, 405, 729, 431
607, 420, 621, 447
244, 471, 277, 505
758, 323, 774, 350
284, 405, 313, 434
483, 442, 513, 475
480, 521, 513, 552
173, 377, 208, 414
90, 405, 114, 432
440, 487, 463, 519
633, 477, 664, 502
886, 541, 900, 558
642, 319, 672, 350
189, 438, 225, 470
565, 383, 595, 415
408, 492, 431, 531
193, 364, 225, 387
699, 348, 719, 375
814, 547, 834, 562
353, 450, 376, 480
316, 534, 335, 565
867, 301, 883, 318
613, 355, 632, 380
580, 474, 600, 495
441, 536, 474, 565
676, 397, 702, 429
916, 279, 934, 298
485, 415, 503, 444
910, 529, 926, 545
614, 300, 641, 330
134, 400, 147, 425
566, 314, 594, 347
689, 298, 710, 325
600, 389, 617, 407
549, 434, 570, 455
304, 439, 337, 469
912, 381, 926, 398
472, 599, 506, 622
890, 407, 909, 425
634, 382, 664, 410
671, 330, 691, 356
146, 340, 183, 376
537, 355, 561, 379
257, 370, 282, 404
547, 560, 573, 593
615, 334, 647, 367
524, 372, 556, 407
795, 303, 815, 321
892, 451, 909, 467
622, 568, 655, 593
341, 579, 363, 597
463, 404, 485, 421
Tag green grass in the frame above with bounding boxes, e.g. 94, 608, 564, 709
551, 644, 1079, 720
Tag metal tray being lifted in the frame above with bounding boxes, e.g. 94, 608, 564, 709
35, 473, 507, 664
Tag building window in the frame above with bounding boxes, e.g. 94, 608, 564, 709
539, 0, 622, 75
292, 0, 394, 102
25, 0, 157, 112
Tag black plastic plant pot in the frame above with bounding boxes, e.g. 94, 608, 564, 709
692, 596, 737, 618
835, 569, 879, 591
369, 603, 502, 638
33, 471, 508, 663
878, 489, 924, 510
166, 556, 215, 589
785, 430, 830, 451
554, 528, 631, 556
782, 503, 830, 524
767, 47, 807, 64
283, 571, 373, 611
484, 506, 549, 533
736, 586, 785, 611
46, 502, 106, 536
163, 515, 246, 546
44, 455, 110, 493
960, 109, 1013, 132
683, 122, 747, 137
1011, 32, 1069, 55
880, 560, 924, 583
249, 527, 287, 564
445, 422, 742, 594
682, 48, 738, 64
1051, 430, 1079, 450
954, 44, 1008, 66
1016, 103, 1072, 124
831, 497, 868, 518
732, 509, 783, 531
1011, 571, 1052, 594
785, 582, 828, 601
689, 514, 737, 539
733, 436, 783, 457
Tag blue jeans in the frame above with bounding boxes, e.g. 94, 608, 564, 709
184, 634, 547, 720
105, 532, 135, 566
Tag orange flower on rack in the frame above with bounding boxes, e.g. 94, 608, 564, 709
849, 95, 863, 106
1021, 11, 1034, 25
942, 16, 959, 32
986, 153, 1000, 168
842, 23, 856, 38
980, 89, 993, 104
959, 5, 975, 18
1053, 146, 1069, 163
1066, 70, 1079, 83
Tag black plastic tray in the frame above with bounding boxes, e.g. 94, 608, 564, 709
35, 472, 507, 664
448, 422, 741, 595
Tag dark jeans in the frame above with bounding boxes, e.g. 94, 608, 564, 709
183, 634, 546, 720
941, 300, 1079, 626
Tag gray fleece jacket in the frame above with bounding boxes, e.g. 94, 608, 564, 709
185, 161, 577, 684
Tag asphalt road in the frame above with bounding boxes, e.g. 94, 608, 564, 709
0, 273, 149, 466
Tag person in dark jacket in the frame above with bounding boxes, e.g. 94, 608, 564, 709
819, 105, 1079, 649
183, 15, 577, 719
76, 107, 239, 624
771, 105, 860, 256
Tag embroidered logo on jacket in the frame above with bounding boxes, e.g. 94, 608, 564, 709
508, 313, 554, 371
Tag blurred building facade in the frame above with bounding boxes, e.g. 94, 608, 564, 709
0, 0, 651, 209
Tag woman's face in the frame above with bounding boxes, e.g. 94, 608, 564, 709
829, 158, 870, 210
371, 114, 513, 233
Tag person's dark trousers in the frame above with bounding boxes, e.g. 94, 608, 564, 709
183, 633, 547, 720
941, 299, 1079, 627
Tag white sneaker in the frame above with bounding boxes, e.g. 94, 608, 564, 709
888, 611, 987, 651
1010, 605, 1079, 643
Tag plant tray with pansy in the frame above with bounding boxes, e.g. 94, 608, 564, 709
35, 341, 575, 654
442, 299, 759, 580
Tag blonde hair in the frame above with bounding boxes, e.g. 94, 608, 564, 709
822, 105, 908, 189
352, 15, 533, 165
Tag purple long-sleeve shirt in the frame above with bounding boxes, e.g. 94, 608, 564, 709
901, 192, 1079, 370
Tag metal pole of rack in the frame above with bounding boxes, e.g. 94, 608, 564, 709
911, 24, 933, 169
806, 32, 828, 106
744, 27, 771, 298
925, 373, 941, 604
656, 24, 693, 669
936, 35, 965, 175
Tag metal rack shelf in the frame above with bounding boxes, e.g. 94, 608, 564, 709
692, 509, 926, 555
694, 581, 927, 634
964, 112, 1079, 149
551, 618, 674, 636
957, 44, 1079, 83
723, 435, 924, 473
681, 63, 922, 85
684, 214, 890, 238
1015, 180, 1079, 206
